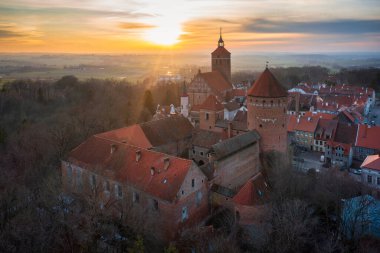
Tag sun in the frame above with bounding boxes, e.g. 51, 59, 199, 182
144, 21, 182, 46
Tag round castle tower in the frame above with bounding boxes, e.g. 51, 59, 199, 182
247, 67, 288, 153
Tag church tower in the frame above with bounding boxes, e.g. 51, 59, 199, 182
211, 28, 231, 83
180, 82, 189, 117
247, 67, 288, 153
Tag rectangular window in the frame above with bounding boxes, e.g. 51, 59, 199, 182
153, 199, 159, 210
191, 179, 195, 188
104, 180, 110, 192
76, 169, 82, 191
377, 177, 380, 185
115, 184, 122, 199
133, 192, 139, 203
196, 191, 202, 207
182, 206, 188, 221
67, 165, 72, 184
368, 175, 373, 184
90, 174, 96, 190
205, 113, 209, 120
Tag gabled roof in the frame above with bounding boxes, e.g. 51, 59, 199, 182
233, 110, 247, 122
326, 140, 352, 155
233, 173, 270, 206
361, 155, 380, 171
192, 129, 223, 149
247, 68, 288, 98
334, 122, 357, 145
315, 118, 338, 140
199, 71, 232, 94
69, 136, 195, 202
199, 95, 224, 111
287, 115, 319, 133
96, 116, 193, 149
139, 116, 194, 146
224, 101, 241, 111
211, 130, 260, 160
356, 125, 380, 150
95, 124, 152, 149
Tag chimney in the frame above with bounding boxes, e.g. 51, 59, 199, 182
227, 121, 233, 138
163, 157, 170, 171
295, 92, 300, 115
110, 144, 117, 154
136, 150, 141, 162
307, 117, 311, 122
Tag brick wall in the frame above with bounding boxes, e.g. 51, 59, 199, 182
247, 96, 288, 153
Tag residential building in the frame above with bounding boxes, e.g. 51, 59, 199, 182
313, 118, 338, 152
324, 122, 357, 168
354, 125, 380, 161
287, 114, 319, 150
360, 154, 380, 191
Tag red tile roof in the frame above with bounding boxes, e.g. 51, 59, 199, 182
326, 140, 352, 156
192, 129, 223, 148
95, 124, 152, 149
69, 136, 194, 202
287, 115, 320, 133
356, 125, 380, 150
199, 71, 232, 95
199, 95, 224, 111
96, 116, 193, 149
233, 173, 270, 206
247, 68, 288, 98
334, 122, 357, 145
315, 118, 338, 140
361, 155, 380, 171
139, 116, 194, 146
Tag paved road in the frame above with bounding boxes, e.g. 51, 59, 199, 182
293, 151, 324, 172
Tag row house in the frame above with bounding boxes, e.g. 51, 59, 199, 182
354, 125, 380, 161
313, 118, 338, 152
287, 114, 320, 150
324, 122, 357, 169
360, 155, 380, 191
62, 135, 209, 242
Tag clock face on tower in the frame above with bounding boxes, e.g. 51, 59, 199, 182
256, 116, 277, 124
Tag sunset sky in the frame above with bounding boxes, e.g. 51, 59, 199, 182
1, 0, 380, 53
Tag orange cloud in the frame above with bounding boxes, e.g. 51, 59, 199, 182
118, 22, 156, 30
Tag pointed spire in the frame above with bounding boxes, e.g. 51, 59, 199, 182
266, 61, 269, 69
218, 27, 224, 47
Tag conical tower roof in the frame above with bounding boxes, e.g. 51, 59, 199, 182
247, 68, 287, 98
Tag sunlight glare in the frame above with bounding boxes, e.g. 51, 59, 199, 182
144, 23, 182, 46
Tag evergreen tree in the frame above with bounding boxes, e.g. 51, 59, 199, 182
142, 90, 155, 114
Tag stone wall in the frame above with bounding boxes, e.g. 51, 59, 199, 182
213, 142, 260, 190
